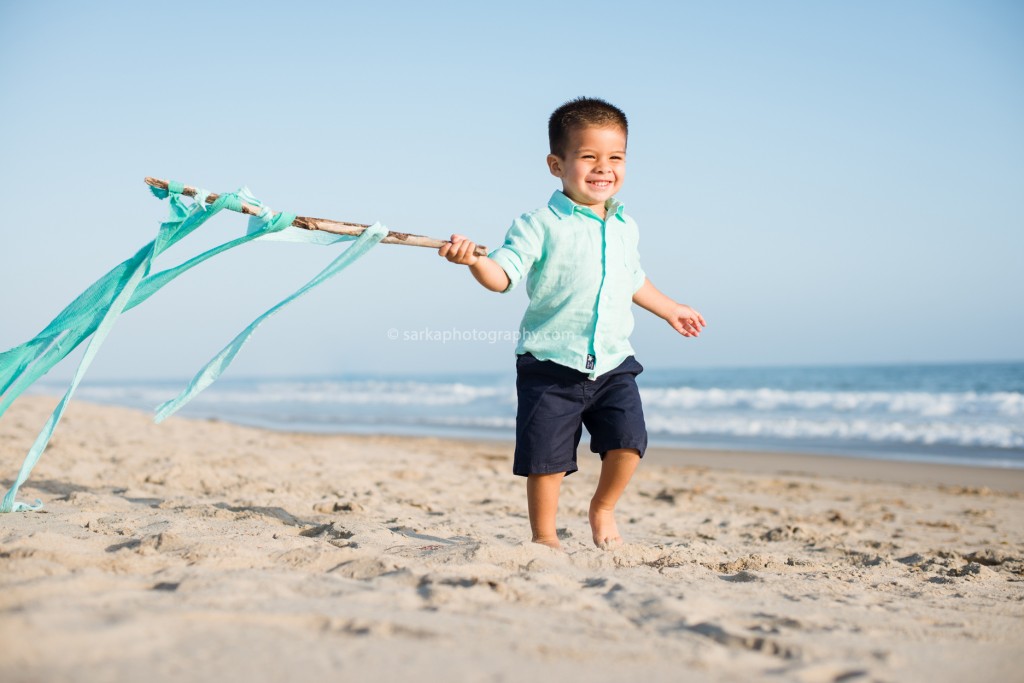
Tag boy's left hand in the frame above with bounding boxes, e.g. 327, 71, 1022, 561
666, 304, 706, 337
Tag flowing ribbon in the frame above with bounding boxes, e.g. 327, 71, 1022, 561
0, 184, 384, 512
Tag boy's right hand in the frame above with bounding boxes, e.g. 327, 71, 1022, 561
438, 234, 480, 266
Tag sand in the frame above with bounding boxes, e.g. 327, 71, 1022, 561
1, 396, 1022, 683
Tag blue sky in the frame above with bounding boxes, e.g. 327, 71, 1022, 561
0, 0, 1021, 380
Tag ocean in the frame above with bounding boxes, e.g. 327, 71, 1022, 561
34, 360, 1024, 469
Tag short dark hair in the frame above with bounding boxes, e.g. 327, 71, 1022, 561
548, 97, 629, 157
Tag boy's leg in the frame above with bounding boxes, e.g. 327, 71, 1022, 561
589, 448, 641, 549
527, 471, 566, 549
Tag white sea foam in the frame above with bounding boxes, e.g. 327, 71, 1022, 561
644, 414, 1024, 449
640, 387, 1024, 418
74, 380, 515, 407
74, 381, 1024, 417
51, 374, 1024, 455
425, 416, 516, 429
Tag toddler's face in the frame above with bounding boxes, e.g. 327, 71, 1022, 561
547, 125, 627, 213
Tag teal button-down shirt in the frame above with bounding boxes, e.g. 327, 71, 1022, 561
489, 190, 646, 379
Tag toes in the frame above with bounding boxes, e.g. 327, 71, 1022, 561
595, 536, 623, 550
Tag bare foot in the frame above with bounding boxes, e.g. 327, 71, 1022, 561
532, 536, 564, 551
589, 503, 623, 549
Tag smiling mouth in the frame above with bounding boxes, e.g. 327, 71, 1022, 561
587, 180, 613, 188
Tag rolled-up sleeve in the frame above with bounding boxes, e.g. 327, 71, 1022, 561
487, 215, 543, 293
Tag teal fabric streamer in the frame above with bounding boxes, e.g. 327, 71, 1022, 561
0, 184, 384, 512
2, 246, 151, 512
0, 187, 235, 420
155, 221, 387, 422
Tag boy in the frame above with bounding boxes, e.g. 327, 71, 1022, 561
439, 97, 705, 550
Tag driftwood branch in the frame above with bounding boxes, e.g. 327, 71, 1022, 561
144, 177, 487, 256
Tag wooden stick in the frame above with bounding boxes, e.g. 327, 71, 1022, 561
144, 177, 487, 256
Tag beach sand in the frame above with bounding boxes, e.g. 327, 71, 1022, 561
1, 396, 1022, 683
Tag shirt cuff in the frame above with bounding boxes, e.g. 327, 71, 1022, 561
632, 267, 647, 294
488, 248, 522, 293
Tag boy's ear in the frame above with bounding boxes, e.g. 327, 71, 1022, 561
546, 153, 564, 178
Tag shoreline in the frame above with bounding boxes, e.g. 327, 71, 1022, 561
197, 418, 1024, 474
12, 395, 1024, 494
32, 393, 1024, 489
27, 357, 1024, 475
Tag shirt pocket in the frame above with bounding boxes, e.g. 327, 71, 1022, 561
617, 231, 641, 275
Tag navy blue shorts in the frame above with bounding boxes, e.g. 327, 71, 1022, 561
513, 353, 648, 477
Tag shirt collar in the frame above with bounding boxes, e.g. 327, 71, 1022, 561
548, 190, 626, 222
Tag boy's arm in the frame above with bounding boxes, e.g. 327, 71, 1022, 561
632, 277, 706, 338
438, 234, 510, 293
